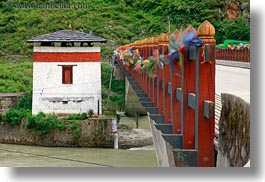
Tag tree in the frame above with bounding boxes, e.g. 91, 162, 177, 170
125, 104, 142, 128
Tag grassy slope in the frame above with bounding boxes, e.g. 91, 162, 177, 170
0, 0, 250, 59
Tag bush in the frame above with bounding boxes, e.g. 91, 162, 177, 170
125, 105, 147, 117
55, 120, 67, 131
26, 112, 57, 136
68, 113, 88, 120
2, 108, 26, 126
88, 109, 94, 117
116, 113, 121, 123
26, 112, 46, 129
35, 115, 56, 136
17, 92, 32, 110
68, 120, 81, 138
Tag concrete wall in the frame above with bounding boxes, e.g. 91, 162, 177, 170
0, 119, 114, 147
216, 93, 250, 167
0, 93, 24, 114
148, 115, 175, 167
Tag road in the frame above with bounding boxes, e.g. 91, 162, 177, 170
216, 64, 250, 103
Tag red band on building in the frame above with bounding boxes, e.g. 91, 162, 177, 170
33, 52, 101, 62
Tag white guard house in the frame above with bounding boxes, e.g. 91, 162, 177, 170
27, 30, 106, 115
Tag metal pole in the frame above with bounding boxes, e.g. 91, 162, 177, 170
107, 55, 115, 111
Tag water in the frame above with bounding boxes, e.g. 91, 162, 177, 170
0, 144, 157, 167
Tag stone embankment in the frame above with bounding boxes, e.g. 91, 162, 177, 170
0, 119, 153, 149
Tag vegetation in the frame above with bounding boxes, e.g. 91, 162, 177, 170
67, 120, 81, 138
101, 62, 125, 114
68, 113, 88, 120
26, 112, 58, 136
1, 108, 30, 126
88, 109, 94, 117
0, 0, 249, 59
0, 60, 32, 92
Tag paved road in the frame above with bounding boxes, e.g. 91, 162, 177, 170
216, 64, 250, 103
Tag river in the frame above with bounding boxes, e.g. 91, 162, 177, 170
0, 143, 157, 167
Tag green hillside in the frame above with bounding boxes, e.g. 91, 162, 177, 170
0, 0, 250, 60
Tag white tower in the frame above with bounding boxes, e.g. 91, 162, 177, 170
28, 30, 106, 115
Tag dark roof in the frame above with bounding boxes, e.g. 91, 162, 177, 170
27, 29, 107, 43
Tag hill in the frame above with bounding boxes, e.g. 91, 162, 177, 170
0, 0, 250, 61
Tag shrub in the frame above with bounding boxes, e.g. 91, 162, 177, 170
26, 112, 57, 136
116, 113, 121, 123
68, 120, 81, 138
26, 112, 46, 129
34, 114, 56, 136
55, 120, 67, 131
88, 109, 94, 117
68, 113, 88, 120
17, 92, 32, 110
2, 108, 25, 126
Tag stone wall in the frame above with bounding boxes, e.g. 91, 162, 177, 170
217, 93, 250, 167
0, 119, 114, 148
0, 93, 24, 114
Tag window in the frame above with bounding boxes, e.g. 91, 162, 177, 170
62, 66, 73, 84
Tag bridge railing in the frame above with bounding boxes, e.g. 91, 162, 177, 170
216, 47, 250, 62
115, 20, 216, 167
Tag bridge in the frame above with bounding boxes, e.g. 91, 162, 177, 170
113, 20, 250, 167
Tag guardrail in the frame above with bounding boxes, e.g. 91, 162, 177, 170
115, 20, 216, 167
216, 48, 250, 62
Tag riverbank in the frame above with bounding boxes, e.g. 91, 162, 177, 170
0, 116, 153, 149
0, 116, 156, 167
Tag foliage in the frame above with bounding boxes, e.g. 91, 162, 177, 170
0, 0, 249, 58
101, 62, 125, 112
17, 91, 32, 110
1, 108, 28, 126
88, 109, 94, 117
0, 61, 32, 93
68, 120, 81, 138
54, 120, 67, 131
26, 112, 57, 136
26, 112, 81, 137
68, 113, 88, 120
101, 62, 112, 88
116, 113, 121, 123
26, 112, 45, 129
125, 104, 147, 128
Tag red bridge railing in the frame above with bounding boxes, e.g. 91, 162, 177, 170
116, 20, 216, 167
216, 48, 250, 62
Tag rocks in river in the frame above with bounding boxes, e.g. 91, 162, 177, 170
118, 128, 153, 149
